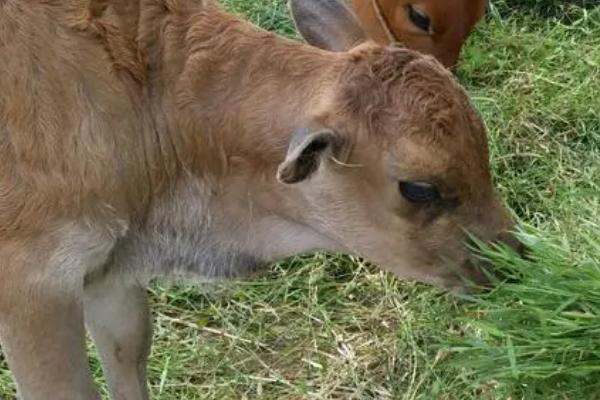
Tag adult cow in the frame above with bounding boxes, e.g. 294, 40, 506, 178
293, 0, 488, 67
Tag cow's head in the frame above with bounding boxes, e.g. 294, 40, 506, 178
276, 3, 518, 292
290, 0, 487, 67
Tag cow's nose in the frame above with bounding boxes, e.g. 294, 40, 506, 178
516, 240, 529, 258
496, 231, 525, 256
462, 231, 527, 291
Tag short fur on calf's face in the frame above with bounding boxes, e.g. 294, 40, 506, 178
279, 44, 512, 289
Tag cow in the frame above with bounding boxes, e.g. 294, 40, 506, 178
0, 0, 517, 398
292, 0, 488, 67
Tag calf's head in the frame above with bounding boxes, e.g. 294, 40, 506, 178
291, 0, 487, 67
276, 4, 516, 291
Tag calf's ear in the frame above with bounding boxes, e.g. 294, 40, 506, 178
289, 0, 367, 51
277, 128, 341, 184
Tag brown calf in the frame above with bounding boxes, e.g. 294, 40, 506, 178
0, 0, 515, 398
293, 0, 487, 67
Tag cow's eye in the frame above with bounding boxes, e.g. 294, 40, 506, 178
399, 181, 440, 203
407, 5, 431, 33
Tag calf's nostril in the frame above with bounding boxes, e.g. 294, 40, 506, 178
501, 233, 531, 260
465, 235, 479, 251
456, 258, 499, 294
516, 240, 535, 261
495, 231, 526, 256
517, 241, 527, 256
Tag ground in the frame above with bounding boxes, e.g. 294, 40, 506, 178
0, 0, 599, 399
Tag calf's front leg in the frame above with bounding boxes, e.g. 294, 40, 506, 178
84, 271, 152, 400
0, 230, 115, 400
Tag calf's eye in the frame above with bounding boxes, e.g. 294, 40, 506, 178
399, 181, 440, 204
407, 5, 431, 33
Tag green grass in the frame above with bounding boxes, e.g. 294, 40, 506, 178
1, 1, 599, 399
443, 232, 600, 399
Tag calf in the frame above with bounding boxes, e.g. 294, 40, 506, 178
292, 0, 487, 67
0, 0, 515, 398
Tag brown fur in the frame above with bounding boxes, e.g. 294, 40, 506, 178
351, 0, 487, 66
0, 0, 514, 398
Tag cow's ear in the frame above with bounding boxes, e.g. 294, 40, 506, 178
289, 0, 367, 52
277, 128, 341, 184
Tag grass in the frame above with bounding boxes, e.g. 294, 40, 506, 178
444, 232, 600, 399
1, 1, 599, 399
